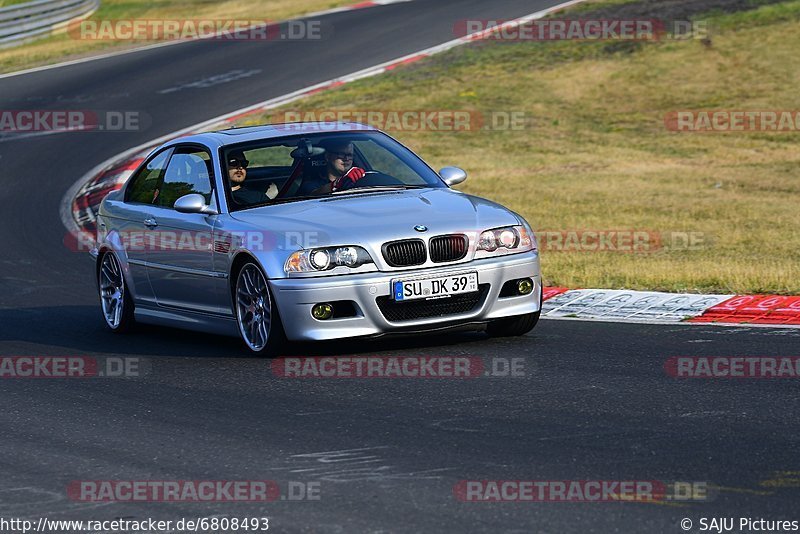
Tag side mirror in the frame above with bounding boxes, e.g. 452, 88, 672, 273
174, 193, 217, 215
439, 166, 467, 187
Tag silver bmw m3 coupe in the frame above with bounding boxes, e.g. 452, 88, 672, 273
93, 122, 542, 354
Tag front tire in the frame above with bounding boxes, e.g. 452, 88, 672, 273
234, 262, 286, 356
486, 311, 540, 337
486, 291, 542, 337
98, 251, 135, 333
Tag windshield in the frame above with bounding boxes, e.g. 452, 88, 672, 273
221, 131, 445, 211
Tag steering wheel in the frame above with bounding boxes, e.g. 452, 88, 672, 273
336, 170, 403, 190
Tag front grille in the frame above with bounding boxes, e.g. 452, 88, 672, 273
382, 239, 426, 267
430, 234, 468, 263
376, 284, 490, 322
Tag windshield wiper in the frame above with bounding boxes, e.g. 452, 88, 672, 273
235, 196, 320, 210
235, 186, 429, 209
331, 185, 428, 195
267, 195, 324, 205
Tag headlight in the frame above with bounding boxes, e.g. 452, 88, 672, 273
310, 249, 330, 270
475, 225, 535, 257
333, 246, 359, 267
285, 246, 374, 273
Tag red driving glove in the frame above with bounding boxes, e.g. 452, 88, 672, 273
332, 167, 365, 191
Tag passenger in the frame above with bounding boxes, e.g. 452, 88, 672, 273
227, 150, 278, 205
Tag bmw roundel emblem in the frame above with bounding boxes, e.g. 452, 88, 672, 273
414, 225, 428, 232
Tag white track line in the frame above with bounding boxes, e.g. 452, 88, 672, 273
0, 0, 412, 80
541, 315, 800, 329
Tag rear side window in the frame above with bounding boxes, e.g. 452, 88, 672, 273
125, 149, 172, 204
158, 147, 214, 208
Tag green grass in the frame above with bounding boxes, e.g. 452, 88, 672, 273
235, 0, 800, 294
0, 0, 353, 73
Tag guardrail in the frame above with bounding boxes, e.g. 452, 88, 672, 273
0, 0, 99, 49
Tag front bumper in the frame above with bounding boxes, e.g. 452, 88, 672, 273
269, 251, 541, 341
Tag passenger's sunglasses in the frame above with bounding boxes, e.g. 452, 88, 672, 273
228, 158, 249, 169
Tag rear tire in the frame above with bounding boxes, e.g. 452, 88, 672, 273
98, 251, 135, 333
234, 262, 286, 356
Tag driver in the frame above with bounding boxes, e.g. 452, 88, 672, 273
227, 150, 278, 205
298, 139, 366, 195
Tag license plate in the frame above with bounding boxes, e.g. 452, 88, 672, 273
392, 272, 478, 301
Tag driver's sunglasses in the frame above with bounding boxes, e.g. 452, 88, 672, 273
331, 151, 354, 161
228, 158, 249, 169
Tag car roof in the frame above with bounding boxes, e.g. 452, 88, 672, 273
165, 122, 380, 150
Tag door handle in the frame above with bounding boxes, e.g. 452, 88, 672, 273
143, 218, 158, 228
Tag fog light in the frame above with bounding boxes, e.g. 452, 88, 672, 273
312, 303, 334, 320
517, 279, 533, 295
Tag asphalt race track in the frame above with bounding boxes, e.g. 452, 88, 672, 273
1, 0, 799, 531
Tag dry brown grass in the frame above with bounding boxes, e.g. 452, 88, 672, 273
236, 0, 800, 294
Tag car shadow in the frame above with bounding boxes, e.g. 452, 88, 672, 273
0, 305, 493, 359
0, 305, 244, 357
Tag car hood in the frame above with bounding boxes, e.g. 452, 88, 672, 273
228, 188, 523, 249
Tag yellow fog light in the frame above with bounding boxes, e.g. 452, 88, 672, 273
517, 279, 533, 295
312, 303, 334, 320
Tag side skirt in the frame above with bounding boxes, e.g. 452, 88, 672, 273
135, 305, 239, 337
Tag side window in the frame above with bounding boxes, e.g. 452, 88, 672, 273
244, 145, 295, 166
125, 149, 171, 204
158, 147, 214, 208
